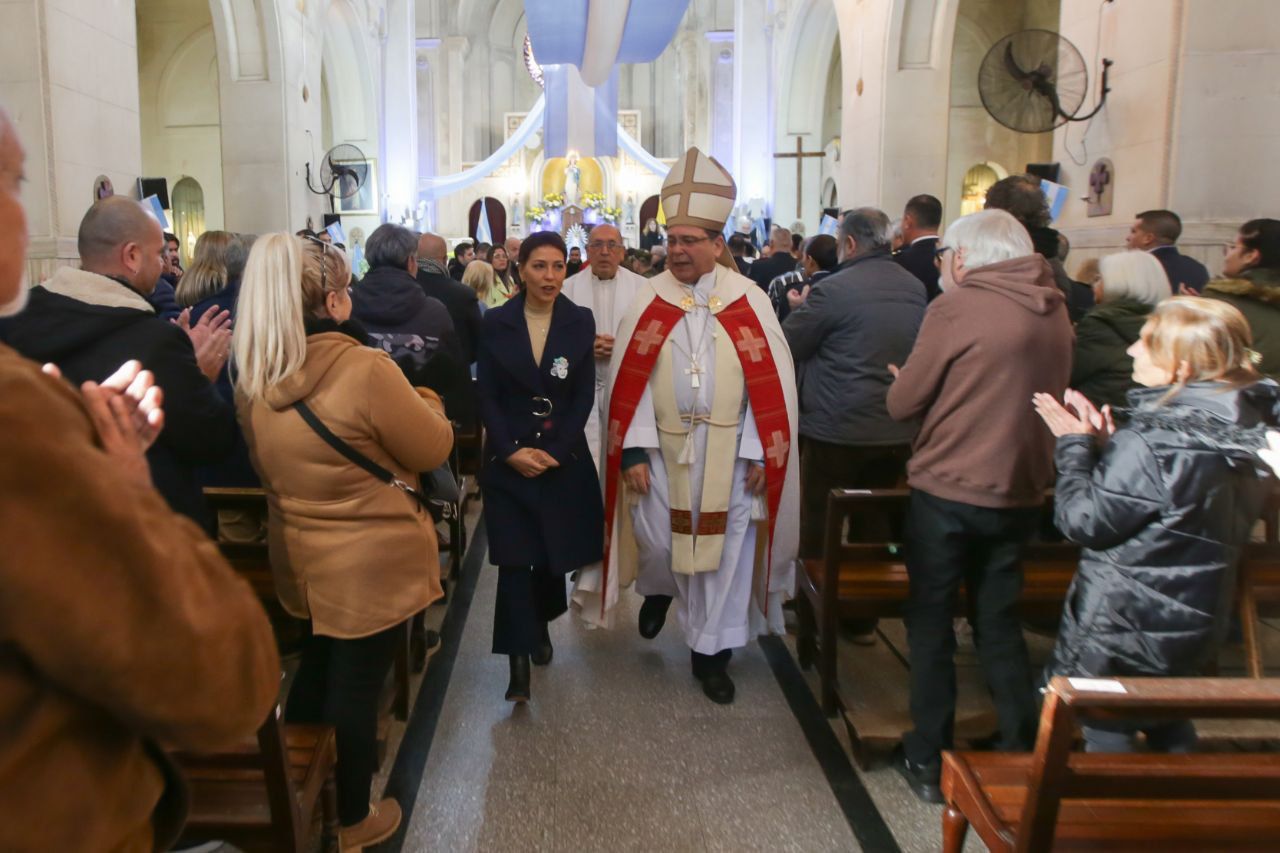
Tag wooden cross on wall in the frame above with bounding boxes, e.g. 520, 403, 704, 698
773, 136, 826, 219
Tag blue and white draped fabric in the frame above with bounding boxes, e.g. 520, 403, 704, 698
475, 198, 494, 244
543, 64, 619, 159
526, 0, 690, 158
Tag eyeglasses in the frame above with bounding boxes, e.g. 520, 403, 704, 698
933, 245, 952, 267
587, 240, 623, 252
669, 235, 713, 248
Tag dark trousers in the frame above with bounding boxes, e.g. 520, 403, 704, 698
902, 489, 1041, 766
285, 623, 401, 826
492, 565, 567, 655
799, 438, 911, 559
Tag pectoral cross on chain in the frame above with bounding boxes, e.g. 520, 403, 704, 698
685, 361, 705, 389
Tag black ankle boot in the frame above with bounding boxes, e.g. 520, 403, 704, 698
505, 655, 530, 703
531, 622, 553, 666
638, 594, 673, 639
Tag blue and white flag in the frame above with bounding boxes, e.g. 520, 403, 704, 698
1041, 179, 1070, 224
819, 214, 841, 237
142, 195, 169, 230
475, 197, 494, 245
325, 221, 347, 245
543, 64, 618, 158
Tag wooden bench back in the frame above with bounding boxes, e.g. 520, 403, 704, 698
1016, 676, 1280, 852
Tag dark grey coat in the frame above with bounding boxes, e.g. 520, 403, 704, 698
1047, 381, 1280, 680
782, 252, 927, 445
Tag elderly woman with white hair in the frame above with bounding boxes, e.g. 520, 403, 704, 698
1070, 250, 1172, 410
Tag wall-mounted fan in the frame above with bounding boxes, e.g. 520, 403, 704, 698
978, 29, 1113, 134
306, 143, 368, 209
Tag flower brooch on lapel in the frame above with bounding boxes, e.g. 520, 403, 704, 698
551, 356, 569, 380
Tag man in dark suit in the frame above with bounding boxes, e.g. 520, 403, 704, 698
448, 241, 474, 281
895, 194, 943, 301
1126, 209, 1210, 294
417, 232, 482, 366
748, 226, 798, 292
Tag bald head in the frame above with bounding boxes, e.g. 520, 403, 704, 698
770, 227, 792, 252
417, 232, 448, 264
586, 224, 624, 280
77, 196, 166, 293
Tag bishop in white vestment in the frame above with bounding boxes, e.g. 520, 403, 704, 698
572, 148, 799, 704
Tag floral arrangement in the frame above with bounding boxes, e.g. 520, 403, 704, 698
582, 192, 622, 224
526, 192, 566, 224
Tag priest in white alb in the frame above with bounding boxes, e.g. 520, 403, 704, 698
561, 223, 646, 475
572, 148, 799, 704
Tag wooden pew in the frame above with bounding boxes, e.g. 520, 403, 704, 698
205, 487, 414, 723
794, 489, 1079, 726
173, 705, 338, 853
940, 676, 1280, 852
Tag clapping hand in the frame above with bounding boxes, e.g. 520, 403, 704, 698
787, 285, 810, 309
1032, 389, 1116, 440
175, 306, 233, 381
72, 360, 164, 488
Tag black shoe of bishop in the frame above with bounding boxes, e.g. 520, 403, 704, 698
691, 650, 735, 705
505, 655, 531, 703
638, 595, 673, 639
891, 744, 943, 804
531, 623, 553, 667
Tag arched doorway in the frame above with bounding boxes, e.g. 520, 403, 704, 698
959, 162, 1006, 216
639, 195, 661, 230
468, 198, 508, 244
171, 177, 206, 266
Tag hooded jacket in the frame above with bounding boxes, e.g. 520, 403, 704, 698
887, 254, 1073, 508
0, 267, 235, 528
352, 264, 472, 422
1204, 267, 1280, 378
1070, 297, 1154, 411
0, 343, 279, 852
237, 325, 455, 638
784, 251, 926, 445
1047, 381, 1280, 680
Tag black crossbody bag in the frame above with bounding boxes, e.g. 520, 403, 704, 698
292, 401, 459, 521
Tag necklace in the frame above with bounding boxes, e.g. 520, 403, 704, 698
673, 286, 714, 389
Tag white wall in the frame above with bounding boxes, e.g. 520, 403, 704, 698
1053, 0, 1280, 276
2, 0, 145, 280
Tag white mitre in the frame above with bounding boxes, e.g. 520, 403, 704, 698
661, 148, 737, 231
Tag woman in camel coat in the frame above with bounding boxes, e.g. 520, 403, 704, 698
236, 233, 453, 849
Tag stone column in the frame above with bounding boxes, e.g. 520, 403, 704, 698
415, 38, 441, 230
733, 0, 774, 207
0, 0, 144, 282
705, 31, 735, 172
381, 0, 418, 224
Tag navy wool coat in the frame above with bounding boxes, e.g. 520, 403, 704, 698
477, 292, 604, 574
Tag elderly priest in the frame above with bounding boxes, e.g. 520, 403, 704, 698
573, 148, 799, 704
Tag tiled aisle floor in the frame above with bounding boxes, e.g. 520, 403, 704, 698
399, 551, 861, 852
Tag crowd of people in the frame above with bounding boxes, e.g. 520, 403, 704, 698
4, 88, 1280, 849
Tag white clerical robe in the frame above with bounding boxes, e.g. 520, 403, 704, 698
562, 265, 646, 474
572, 264, 800, 655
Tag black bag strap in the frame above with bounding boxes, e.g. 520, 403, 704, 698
292, 401, 424, 500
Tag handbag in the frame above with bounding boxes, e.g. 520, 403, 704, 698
293, 401, 459, 521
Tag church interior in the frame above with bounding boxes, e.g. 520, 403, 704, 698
3, 0, 1280, 851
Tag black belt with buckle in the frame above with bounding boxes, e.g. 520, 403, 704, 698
531, 396, 553, 417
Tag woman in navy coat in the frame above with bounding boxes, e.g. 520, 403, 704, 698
477, 230, 604, 702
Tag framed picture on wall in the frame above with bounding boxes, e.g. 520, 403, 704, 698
333, 158, 378, 215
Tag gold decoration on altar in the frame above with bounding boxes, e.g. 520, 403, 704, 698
541, 156, 604, 198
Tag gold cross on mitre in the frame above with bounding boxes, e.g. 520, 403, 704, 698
773, 136, 826, 219
660, 148, 738, 231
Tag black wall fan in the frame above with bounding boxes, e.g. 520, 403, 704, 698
306, 143, 368, 209
978, 29, 1113, 134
